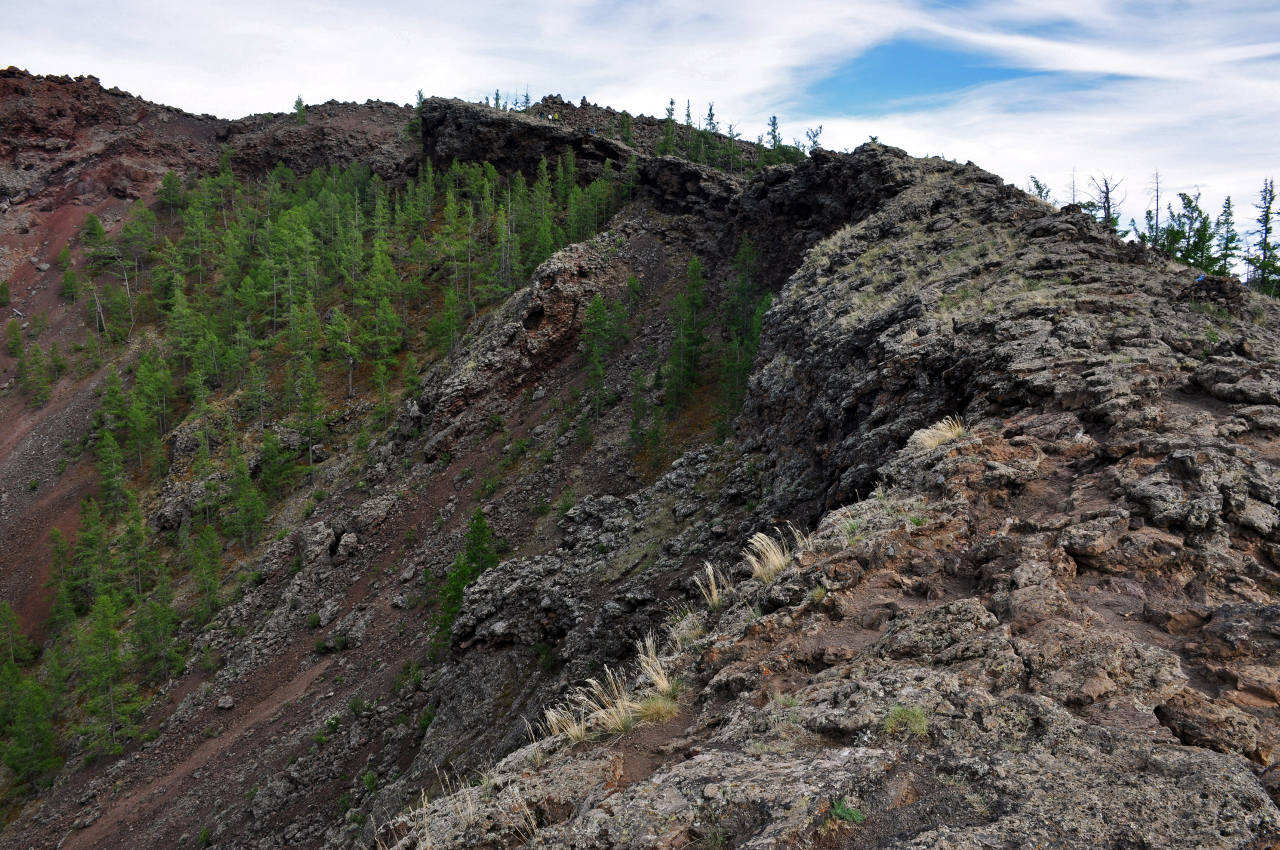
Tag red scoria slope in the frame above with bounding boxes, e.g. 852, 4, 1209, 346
0, 67, 416, 634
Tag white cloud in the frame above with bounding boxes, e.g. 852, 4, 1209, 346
817, 71, 1278, 223
1, 0, 1275, 232
795, 0, 1280, 231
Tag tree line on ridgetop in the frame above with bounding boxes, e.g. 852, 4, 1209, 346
1028, 172, 1278, 293
415, 88, 822, 173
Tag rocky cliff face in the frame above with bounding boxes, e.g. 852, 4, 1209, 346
0, 73, 1277, 850
376, 136, 1280, 850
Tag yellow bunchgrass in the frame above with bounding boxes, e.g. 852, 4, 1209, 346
638, 693, 680, 723
744, 529, 791, 583
914, 414, 967, 449
787, 521, 814, 553
435, 769, 479, 830
694, 560, 732, 610
572, 667, 637, 735
636, 632, 677, 697
537, 704, 590, 743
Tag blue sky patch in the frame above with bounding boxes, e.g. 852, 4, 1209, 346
803, 39, 1040, 115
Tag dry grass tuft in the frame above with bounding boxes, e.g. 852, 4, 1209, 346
666, 604, 705, 651
694, 560, 732, 610
435, 769, 479, 831
499, 781, 540, 842
538, 704, 590, 743
744, 529, 791, 583
787, 521, 814, 553
636, 632, 678, 697
914, 414, 967, 449
638, 693, 680, 723
573, 667, 638, 735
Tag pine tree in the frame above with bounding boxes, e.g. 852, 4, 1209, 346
49, 342, 67, 379
100, 366, 128, 437
47, 528, 76, 634
325, 308, 359, 398
191, 525, 222, 626
5, 318, 21, 357
287, 291, 322, 360
723, 124, 742, 172
718, 292, 771, 436
258, 430, 298, 500
623, 155, 639, 203
427, 284, 462, 354
241, 359, 268, 426
181, 189, 215, 287
492, 205, 519, 291
293, 354, 323, 464
294, 95, 307, 125
555, 150, 577, 209
225, 444, 266, 547
553, 156, 568, 210
142, 349, 173, 433
1247, 178, 1278, 295
566, 185, 589, 243
157, 171, 187, 220
582, 292, 617, 413
118, 199, 158, 279
682, 100, 694, 157
22, 342, 50, 405
463, 507, 499, 572
131, 571, 182, 683
658, 99, 677, 156
80, 593, 139, 757
192, 426, 213, 477
125, 393, 156, 471
2, 676, 59, 786
100, 280, 133, 343
372, 360, 391, 426
767, 116, 783, 150
0, 600, 33, 666
1214, 197, 1241, 274
81, 212, 107, 249
14, 334, 27, 388
42, 643, 72, 715
1162, 192, 1216, 271
431, 508, 499, 653
96, 430, 127, 518
362, 296, 403, 364
628, 370, 652, 451
0, 659, 18, 729
71, 499, 110, 613
150, 239, 183, 311
665, 256, 709, 411
117, 493, 155, 601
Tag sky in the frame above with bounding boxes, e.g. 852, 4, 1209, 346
4, 0, 1278, 232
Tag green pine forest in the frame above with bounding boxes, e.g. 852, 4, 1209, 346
0, 127, 779, 796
